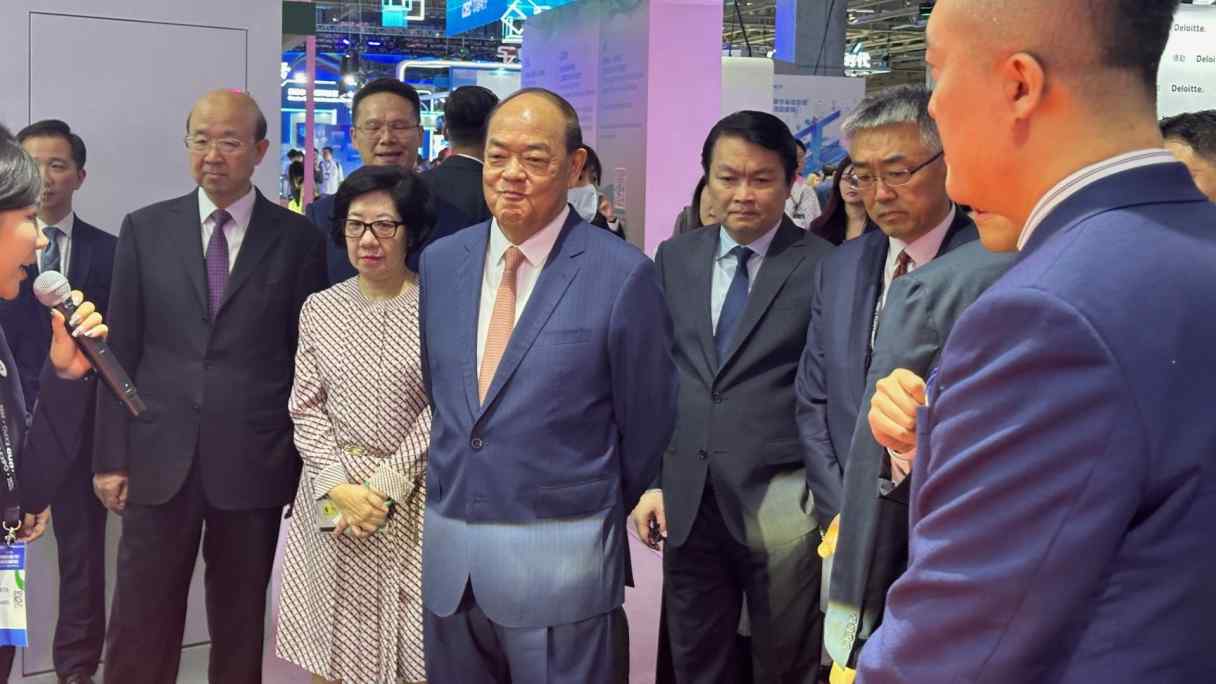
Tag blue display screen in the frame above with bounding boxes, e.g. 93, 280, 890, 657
446, 0, 578, 37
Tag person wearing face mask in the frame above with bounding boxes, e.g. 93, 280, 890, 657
569, 145, 624, 238
276, 166, 434, 684
0, 124, 109, 684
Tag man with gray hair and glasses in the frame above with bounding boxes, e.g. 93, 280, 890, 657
795, 84, 977, 536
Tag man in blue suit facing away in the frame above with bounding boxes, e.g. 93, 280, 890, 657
418, 87, 677, 683
858, 1, 1216, 682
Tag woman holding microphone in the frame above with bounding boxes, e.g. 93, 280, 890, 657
0, 124, 107, 680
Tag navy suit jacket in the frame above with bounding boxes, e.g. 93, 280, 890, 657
0, 216, 115, 409
419, 212, 676, 628
857, 162, 1216, 682
796, 211, 976, 528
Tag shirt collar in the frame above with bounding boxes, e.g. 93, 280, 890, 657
37, 212, 75, 237
488, 206, 570, 270
198, 185, 258, 228
1017, 148, 1177, 251
889, 204, 956, 268
455, 154, 484, 165
717, 219, 783, 261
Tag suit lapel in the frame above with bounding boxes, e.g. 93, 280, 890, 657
66, 218, 93, 290
477, 215, 584, 419
935, 207, 978, 257
218, 191, 284, 314
460, 223, 491, 419
716, 218, 806, 375
688, 228, 720, 383
847, 231, 888, 404
173, 191, 210, 316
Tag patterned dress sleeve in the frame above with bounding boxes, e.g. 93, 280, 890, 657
288, 295, 350, 500
364, 404, 430, 505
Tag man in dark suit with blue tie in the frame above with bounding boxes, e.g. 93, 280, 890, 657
857, 1, 1216, 681
795, 85, 976, 532
631, 111, 832, 683
419, 88, 676, 684
0, 119, 114, 684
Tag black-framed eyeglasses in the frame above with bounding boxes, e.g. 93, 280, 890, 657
343, 219, 404, 239
848, 150, 943, 190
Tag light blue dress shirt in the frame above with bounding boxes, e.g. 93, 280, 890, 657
710, 221, 782, 332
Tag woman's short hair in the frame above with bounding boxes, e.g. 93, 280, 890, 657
0, 124, 41, 212
331, 165, 435, 268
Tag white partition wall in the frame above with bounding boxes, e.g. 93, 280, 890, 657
0, 1, 284, 238
0, 2, 283, 680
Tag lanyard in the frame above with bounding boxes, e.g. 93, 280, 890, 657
0, 399, 20, 543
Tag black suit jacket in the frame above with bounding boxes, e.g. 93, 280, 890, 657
796, 209, 976, 528
823, 241, 1014, 666
0, 325, 95, 515
422, 155, 490, 226
656, 218, 833, 548
0, 217, 115, 410
95, 189, 326, 509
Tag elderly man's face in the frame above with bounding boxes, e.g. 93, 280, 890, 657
848, 123, 950, 242
483, 94, 585, 238
1165, 138, 1216, 202
187, 92, 269, 207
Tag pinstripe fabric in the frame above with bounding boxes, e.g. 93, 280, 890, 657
478, 246, 525, 402
276, 278, 429, 683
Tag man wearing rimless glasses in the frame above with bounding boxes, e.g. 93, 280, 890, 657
794, 84, 977, 545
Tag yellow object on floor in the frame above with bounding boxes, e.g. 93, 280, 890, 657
830, 661, 857, 684
818, 513, 841, 558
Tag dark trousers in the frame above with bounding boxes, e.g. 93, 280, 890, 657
664, 481, 823, 684
103, 467, 281, 684
424, 587, 621, 684
51, 455, 108, 678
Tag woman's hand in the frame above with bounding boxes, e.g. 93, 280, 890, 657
328, 484, 388, 539
17, 508, 51, 543
48, 291, 108, 380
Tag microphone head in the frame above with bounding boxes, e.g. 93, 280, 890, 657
33, 270, 72, 307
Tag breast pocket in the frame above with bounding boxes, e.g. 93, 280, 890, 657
535, 328, 591, 346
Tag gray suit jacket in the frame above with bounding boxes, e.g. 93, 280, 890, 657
824, 241, 1015, 667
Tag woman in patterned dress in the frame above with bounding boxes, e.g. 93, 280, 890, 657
276, 165, 434, 684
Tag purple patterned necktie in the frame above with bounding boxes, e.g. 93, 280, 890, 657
206, 209, 231, 320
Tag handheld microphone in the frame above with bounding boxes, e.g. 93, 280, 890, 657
33, 271, 146, 418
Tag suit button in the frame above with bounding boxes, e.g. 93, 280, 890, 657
201, 316, 209, 324
470, 437, 484, 450
698, 449, 708, 460
712, 393, 723, 404
192, 402, 201, 412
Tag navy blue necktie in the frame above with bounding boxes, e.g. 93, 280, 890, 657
715, 245, 754, 363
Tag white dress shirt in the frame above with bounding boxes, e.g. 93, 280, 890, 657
877, 205, 956, 318
198, 186, 257, 272
784, 180, 823, 230
34, 212, 76, 275
476, 206, 570, 372
1017, 148, 1178, 250
711, 221, 782, 332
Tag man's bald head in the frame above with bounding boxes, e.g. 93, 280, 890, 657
952, 0, 1178, 101
186, 90, 268, 142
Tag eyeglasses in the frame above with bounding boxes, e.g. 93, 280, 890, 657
184, 136, 248, 155
343, 219, 404, 239
354, 120, 420, 137
848, 151, 943, 190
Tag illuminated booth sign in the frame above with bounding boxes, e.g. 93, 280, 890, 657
446, 0, 578, 40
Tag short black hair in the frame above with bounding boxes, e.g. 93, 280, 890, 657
0, 125, 41, 212
17, 119, 87, 168
322, 146, 334, 154
444, 85, 499, 147
1098, 1, 1178, 97
352, 78, 422, 124
701, 110, 799, 185
331, 165, 435, 271
288, 148, 303, 160
489, 87, 583, 153
580, 144, 603, 185
1161, 110, 1216, 160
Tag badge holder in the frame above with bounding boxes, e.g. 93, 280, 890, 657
0, 399, 29, 647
